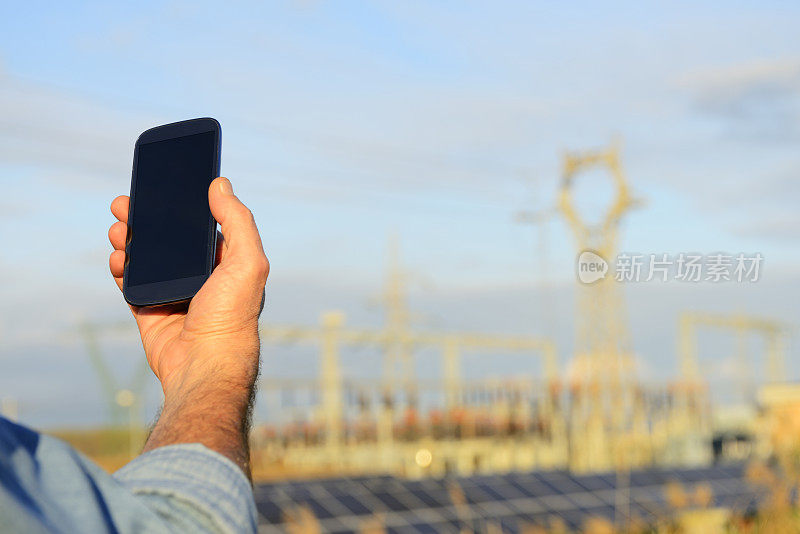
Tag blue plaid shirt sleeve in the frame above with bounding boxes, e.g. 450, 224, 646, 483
114, 443, 257, 533
0, 416, 257, 534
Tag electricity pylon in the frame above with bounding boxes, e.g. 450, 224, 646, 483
80, 322, 150, 425
80, 322, 151, 458
556, 142, 642, 474
381, 235, 416, 407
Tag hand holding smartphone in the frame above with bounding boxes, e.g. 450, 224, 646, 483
108, 119, 269, 478
123, 118, 221, 306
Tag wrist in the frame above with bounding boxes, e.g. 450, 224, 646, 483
163, 375, 253, 417
158, 335, 260, 400
162, 362, 256, 405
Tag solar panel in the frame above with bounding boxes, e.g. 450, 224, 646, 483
459, 484, 496, 504
537, 471, 587, 494
628, 501, 658, 521
506, 497, 546, 515
583, 504, 615, 520
597, 473, 618, 487
254, 463, 769, 532
373, 491, 412, 512
674, 468, 710, 482
566, 490, 605, 508
298, 496, 336, 519
506, 476, 556, 497
629, 470, 665, 486
630, 484, 662, 501
412, 487, 451, 508
593, 488, 621, 506
335, 494, 373, 516
409, 522, 453, 534
538, 493, 574, 511
498, 516, 520, 532
575, 474, 615, 492
255, 499, 283, 523
476, 481, 523, 501
473, 499, 514, 517
559, 509, 589, 530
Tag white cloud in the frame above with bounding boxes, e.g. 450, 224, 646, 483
0, 77, 160, 182
683, 57, 800, 142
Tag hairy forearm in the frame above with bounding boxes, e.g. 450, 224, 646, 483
143, 376, 257, 481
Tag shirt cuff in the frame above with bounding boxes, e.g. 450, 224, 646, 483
114, 443, 256, 534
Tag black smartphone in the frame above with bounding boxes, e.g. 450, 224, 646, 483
122, 118, 221, 307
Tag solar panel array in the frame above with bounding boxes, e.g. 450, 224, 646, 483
255, 463, 766, 533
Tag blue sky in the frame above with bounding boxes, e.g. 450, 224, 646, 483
0, 1, 799, 426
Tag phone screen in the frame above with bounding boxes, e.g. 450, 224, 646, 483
127, 131, 216, 287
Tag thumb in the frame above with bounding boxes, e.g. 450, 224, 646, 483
208, 177, 266, 266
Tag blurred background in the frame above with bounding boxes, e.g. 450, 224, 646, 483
1, 2, 800, 532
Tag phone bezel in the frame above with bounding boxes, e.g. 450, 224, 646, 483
122, 117, 221, 307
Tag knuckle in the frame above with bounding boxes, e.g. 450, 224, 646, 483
252, 255, 270, 280
242, 254, 269, 281
235, 205, 254, 221
259, 255, 270, 278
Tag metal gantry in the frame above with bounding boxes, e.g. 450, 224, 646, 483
257, 241, 561, 469
679, 312, 791, 388
259, 315, 560, 448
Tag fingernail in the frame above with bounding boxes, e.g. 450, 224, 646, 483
219, 178, 233, 195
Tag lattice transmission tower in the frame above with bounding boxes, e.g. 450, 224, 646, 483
557, 142, 643, 472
